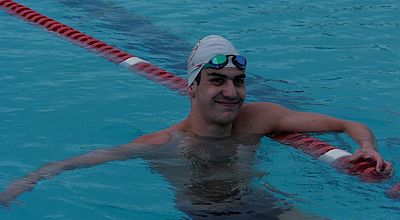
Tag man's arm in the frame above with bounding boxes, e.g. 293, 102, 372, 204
244, 102, 393, 174
0, 143, 146, 207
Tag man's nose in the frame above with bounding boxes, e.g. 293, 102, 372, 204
222, 80, 238, 98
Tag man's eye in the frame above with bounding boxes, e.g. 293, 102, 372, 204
234, 78, 245, 86
210, 78, 225, 84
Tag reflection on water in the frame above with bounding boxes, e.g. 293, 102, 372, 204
141, 132, 289, 219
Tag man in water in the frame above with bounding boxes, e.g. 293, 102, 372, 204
0, 35, 393, 219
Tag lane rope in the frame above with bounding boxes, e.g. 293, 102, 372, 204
271, 133, 390, 183
1, 0, 396, 198
0, 0, 188, 95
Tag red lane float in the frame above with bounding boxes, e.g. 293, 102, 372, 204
271, 133, 390, 182
0, 0, 188, 95
1, 0, 397, 197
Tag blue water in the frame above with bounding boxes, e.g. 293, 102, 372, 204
1, 0, 399, 219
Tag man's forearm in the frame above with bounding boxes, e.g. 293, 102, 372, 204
342, 120, 377, 151
0, 143, 144, 206
0, 161, 66, 204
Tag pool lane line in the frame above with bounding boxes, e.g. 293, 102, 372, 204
1, 0, 395, 196
0, 0, 188, 95
271, 133, 389, 181
57, 0, 190, 72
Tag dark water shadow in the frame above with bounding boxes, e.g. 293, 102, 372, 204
56, 0, 311, 110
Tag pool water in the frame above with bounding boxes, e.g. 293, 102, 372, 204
1, 0, 399, 219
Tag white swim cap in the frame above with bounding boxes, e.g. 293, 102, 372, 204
187, 35, 239, 86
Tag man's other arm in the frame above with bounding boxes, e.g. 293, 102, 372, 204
0, 143, 146, 207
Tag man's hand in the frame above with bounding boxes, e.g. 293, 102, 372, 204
0, 191, 15, 208
345, 148, 394, 177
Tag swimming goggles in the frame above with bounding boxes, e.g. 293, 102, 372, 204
202, 55, 247, 70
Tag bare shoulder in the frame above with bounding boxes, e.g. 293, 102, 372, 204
132, 122, 186, 145
237, 102, 291, 120
133, 130, 172, 145
233, 102, 291, 134
240, 102, 289, 113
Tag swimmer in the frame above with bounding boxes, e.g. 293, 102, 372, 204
0, 35, 393, 219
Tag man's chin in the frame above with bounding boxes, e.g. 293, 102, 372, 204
213, 112, 239, 125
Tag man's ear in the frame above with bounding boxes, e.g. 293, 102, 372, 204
188, 84, 196, 98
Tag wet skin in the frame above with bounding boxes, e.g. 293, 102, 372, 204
141, 132, 289, 219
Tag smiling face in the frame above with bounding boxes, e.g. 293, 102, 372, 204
189, 67, 246, 126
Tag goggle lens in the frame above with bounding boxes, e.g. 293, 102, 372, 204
204, 55, 246, 70
211, 55, 228, 67
234, 55, 246, 68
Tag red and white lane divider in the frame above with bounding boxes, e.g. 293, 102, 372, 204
0, 0, 188, 95
1, 0, 397, 199
271, 133, 390, 182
